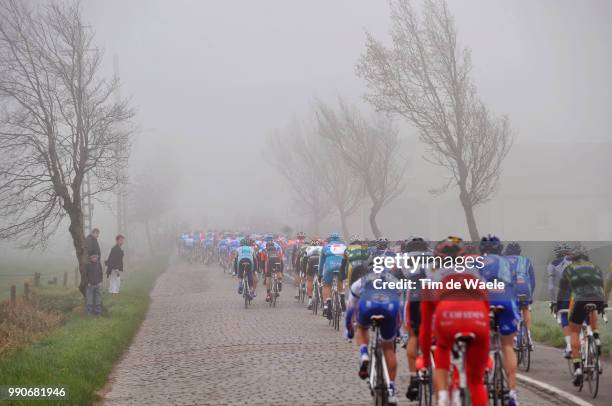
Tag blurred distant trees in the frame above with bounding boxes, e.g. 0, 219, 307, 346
266, 117, 332, 236
0, 1, 133, 272
130, 154, 177, 254
315, 98, 405, 238
357, 0, 513, 240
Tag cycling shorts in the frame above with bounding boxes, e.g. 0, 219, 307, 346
322, 264, 341, 285
515, 285, 532, 306
432, 300, 489, 406
306, 257, 319, 277
569, 300, 604, 325
404, 299, 421, 336
237, 259, 255, 286
265, 259, 283, 277
491, 299, 520, 336
356, 291, 401, 341
347, 261, 368, 287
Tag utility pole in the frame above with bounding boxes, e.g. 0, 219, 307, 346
114, 54, 128, 245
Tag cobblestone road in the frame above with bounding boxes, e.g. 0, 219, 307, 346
102, 258, 557, 405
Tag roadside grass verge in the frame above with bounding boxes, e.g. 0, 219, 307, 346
531, 301, 612, 356
0, 254, 170, 405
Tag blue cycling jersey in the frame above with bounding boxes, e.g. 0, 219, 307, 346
506, 255, 535, 299
479, 254, 516, 304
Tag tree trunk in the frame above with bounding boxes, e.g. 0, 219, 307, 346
144, 219, 154, 254
459, 187, 479, 241
67, 207, 87, 297
369, 202, 382, 238
339, 209, 350, 241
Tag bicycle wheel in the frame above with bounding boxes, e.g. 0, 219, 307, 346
334, 294, 341, 331
519, 323, 531, 372
272, 280, 278, 308
418, 369, 433, 406
374, 345, 386, 406
492, 352, 505, 406
244, 280, 250, 309
313, 285, 319, 315
587, 337, 599, 398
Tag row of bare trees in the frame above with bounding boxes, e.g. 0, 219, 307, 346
268, 0, 513, 240
267, 102, 405, 239
0, 0, 133, 275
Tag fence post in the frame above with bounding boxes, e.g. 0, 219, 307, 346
63, 272, 68, 288
24, 282, 30, 302
34, 272, 40, 287
10, 285, 16, 305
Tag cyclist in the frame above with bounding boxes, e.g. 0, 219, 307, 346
264, 241, 284, 302
341, 234, 370, 290
305, 239, 323, 310
479, 235, 520, 406
556, 246, 605, 386
402, 236, 433, 401
319, 232, 347, 319
504, 242, 536, 350
235, 238, 258, 298
228, 237, 241, 275
420, 238, 489, 406
345, 261, 401, 405
548, 242, 573, 358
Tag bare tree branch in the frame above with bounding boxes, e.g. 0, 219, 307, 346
357, 0, 513, 239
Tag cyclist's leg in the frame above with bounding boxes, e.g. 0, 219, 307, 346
464, 302, 489, 406
380, 299, 401, 383
497, 303, 519, 395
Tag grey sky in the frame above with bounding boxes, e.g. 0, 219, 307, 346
70, 0, 612, 239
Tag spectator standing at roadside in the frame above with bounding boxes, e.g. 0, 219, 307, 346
79, 228, 102, 296
85, 254, 103, 315
106, 235, 125, 295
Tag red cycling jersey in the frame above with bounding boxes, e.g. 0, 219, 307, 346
419, 266, 490, 406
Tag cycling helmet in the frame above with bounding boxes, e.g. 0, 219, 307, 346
296, 231, 306, 240
326, 232, 340, 242
309, 239, 322, 246
568, 244, 589, 261
239, 238, 248, 246
266, 241, 275, 249
504, 242, 522, 256
553, 242, 572, 258
349, 234, 362, 244
376, 238, 389, 251
403, 236, 429, 253
480, 234, 503, 255
434, 238, 464, 258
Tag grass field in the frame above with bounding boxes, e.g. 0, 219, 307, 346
0, 253, 170, 405
0, 257, 74, 301
531, 301, 612, 356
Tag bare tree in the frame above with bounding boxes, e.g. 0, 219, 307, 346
357, 0, 512, 240
317, 136, 363, 239
130, 156, 177, 255
266, 118, 332, 235
315, 98, 405, 238
0, 1, 133, 282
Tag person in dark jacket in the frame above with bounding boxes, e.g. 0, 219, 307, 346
106, 235, 125, 295
84, 228, 103, 315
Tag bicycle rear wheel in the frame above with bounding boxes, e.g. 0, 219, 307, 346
374, 345, 387, 406
519, 323, 531, 372
244, 280, 250, 309
492, 352, 505, 406
587, 337, 600, 398
313, 284, 319, 315
418, 370, 433, 406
